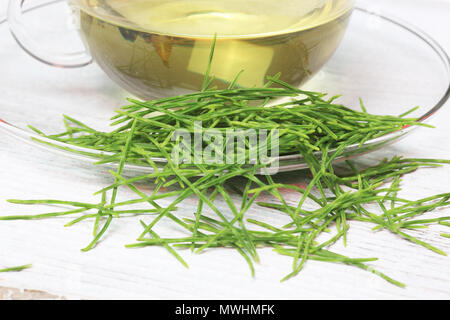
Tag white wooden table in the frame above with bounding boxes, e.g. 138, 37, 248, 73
0, 0, 449, 300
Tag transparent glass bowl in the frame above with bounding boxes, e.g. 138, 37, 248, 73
0, 1, 449, 174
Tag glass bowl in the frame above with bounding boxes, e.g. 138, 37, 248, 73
0, 1, 449, 174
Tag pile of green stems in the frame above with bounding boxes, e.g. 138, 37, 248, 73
2, 77, 450, 287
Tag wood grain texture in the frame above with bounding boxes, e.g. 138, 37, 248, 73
0, 0, 449, 299
0, 286, 65, 300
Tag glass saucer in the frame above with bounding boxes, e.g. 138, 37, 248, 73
1, 1, 449, 174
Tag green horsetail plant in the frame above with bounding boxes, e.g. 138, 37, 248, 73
1, 38, 449, 288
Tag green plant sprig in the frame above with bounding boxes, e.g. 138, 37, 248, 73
0, 264, 32, 273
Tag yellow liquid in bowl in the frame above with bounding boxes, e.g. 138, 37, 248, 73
73, 0, 354, 99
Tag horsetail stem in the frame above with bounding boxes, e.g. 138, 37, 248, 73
1, 40, 449, 288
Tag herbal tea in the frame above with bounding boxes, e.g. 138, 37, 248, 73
73, 0, 354, 99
